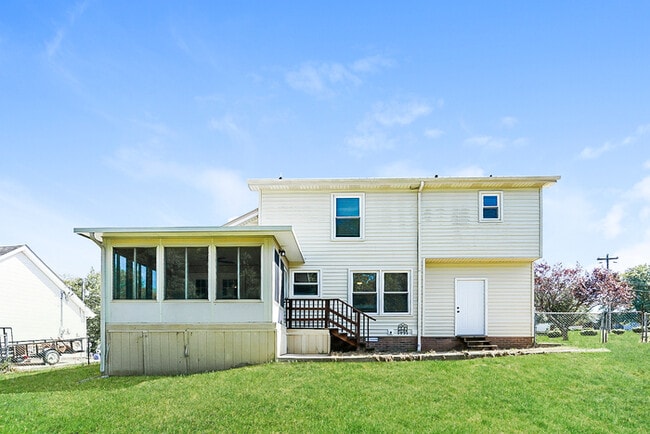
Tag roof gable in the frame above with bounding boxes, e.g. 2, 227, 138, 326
0, 244, 95, 317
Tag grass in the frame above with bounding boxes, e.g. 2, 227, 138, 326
1, 336, 649, 433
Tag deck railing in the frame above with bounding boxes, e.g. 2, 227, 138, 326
285, 298, 376, 347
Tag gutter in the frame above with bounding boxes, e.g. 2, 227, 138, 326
417, 181, 424, 352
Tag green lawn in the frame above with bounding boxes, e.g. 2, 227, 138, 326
1, 336, 649, 433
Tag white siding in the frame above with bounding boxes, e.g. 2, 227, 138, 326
420, 189, 541, 259
260, 190, 419, 334
0, 251, 88, 341
106, 323, 277, 375
102, 237, 276, 325
424, 262, 533, 337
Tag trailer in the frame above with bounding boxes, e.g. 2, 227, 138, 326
1, 326, 87, 366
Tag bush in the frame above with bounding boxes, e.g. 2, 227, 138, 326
547, 330, 562, 338
611, 329, 625, 335
632, 327, 643, 334
580, 329, 598, 336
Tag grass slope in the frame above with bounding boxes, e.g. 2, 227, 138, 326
1, 335, 648, 433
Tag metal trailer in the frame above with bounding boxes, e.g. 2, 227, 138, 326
1, 326, 87, 365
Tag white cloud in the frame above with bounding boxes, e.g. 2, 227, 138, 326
351, 55, 394, 73
630, 175, 650, 201
579, 123, 650, 160
464, 135, 506, 150
346, 131, 394, 155
372, 101, 431, 127
108, 145, 255, 220
599, 204, 625, 239
209, 115, 248, 141
500, 116, 518, 129
285, 62, 360, 97
286, 55, 393, 97
644, 160, 650, 169
44, 0, 88, 60
424, 128, 444, 139
346, 98, 433, 156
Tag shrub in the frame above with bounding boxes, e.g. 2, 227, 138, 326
632, 327, 643, 334
611, 329, 625, 335
547, 330, 562, 338
580, 329, 598, 336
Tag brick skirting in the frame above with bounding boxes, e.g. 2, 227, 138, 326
369, 336, 534, 353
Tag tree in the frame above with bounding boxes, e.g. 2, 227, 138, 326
534, 262, 588, 312
580, 267, 634, 312
534, 262, 589, 339
622, 264, 650, 312
64, 269, 101, 350
534, 261, 634, 339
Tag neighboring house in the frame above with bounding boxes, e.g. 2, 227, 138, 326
76, 175, 559, 375
0, 245, 94, 341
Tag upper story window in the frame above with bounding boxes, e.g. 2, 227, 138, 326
113, 247, 157, 300
292, 271, 320, 297
333, 194, 364, 239
164, 247, 208, 300
480, 192, 502, 222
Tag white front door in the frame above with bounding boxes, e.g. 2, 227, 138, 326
455, 279, 486, 336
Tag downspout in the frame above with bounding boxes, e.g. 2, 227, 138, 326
88, 232, 107, 374
417, 181, 425, 352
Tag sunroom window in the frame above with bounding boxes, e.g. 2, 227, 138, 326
164, 247, 208, 300
217, 247, 261, 300
113, 247, 157, 300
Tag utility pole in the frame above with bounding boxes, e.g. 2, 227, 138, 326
597, 253, 619, 270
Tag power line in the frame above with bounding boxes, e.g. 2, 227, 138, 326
597, 253, 619, 270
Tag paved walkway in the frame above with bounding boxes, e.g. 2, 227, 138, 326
278, 346, 609, 363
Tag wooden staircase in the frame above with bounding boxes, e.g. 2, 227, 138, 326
285, 298, 376, 351
461, 336, 498, 351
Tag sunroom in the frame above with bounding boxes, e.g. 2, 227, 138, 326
75, 226, 303, 375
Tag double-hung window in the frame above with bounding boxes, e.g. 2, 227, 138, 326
292, 271, 320, 297
333, 194, 364, 239
383, 272, 409, 313
480, 192, 502, 222
351, 271, 410, 314
352, 272, 377, 313
113, 247, 157, 300
164, 247, 208, 300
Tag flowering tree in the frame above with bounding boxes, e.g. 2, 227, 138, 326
535, 261, 634, 339
581, 267, 634, 312
534, 262, 588, 313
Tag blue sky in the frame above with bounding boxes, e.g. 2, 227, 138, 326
1, 1, 649, 277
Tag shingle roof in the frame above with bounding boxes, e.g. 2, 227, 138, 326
0, 245, 23, 257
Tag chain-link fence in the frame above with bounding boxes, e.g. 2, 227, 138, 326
535, 311, 649, 345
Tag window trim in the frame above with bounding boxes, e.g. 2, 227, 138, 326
215, 245, 263, 301
348, 269, 412, 315
479, 191, 503, 222
291, 270, 321, 298
331, 193, 365, 240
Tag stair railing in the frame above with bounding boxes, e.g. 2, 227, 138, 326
285, 298, 376, 346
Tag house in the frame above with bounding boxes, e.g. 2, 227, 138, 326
76, 175, 559, 375
0, 245, 94, 342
